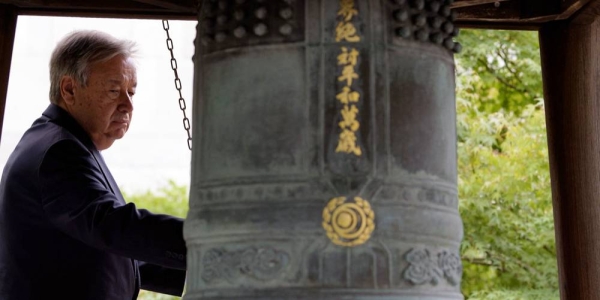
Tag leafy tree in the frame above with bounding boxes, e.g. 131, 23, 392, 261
456, 30, 558, 299
468, 289, 559, 300
124, 180, 189, 218
457, 99, 557, 298
457, 30, 542, 115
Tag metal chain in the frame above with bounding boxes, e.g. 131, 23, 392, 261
162, 19, 192, 151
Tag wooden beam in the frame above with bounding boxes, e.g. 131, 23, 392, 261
0, 0, 162, 11
560, 0, 593, 21
455, 0, 593, 29
454, 1, 521, 22
454, 0, 537, 29
131, 0, 196, 13
454, 20, 540, 30
0, 0, 197, 20
16, 8, 196, 20
0, 4, 17, 145
521, 0, 592, 21
539, 4, 600, 299
451, 0, 511, 9
519, 0, 561, 19
571, 0, 600, 24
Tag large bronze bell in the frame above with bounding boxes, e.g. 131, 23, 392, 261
185, 0, 463, 299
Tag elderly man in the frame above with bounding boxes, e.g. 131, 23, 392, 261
0, 31, 187, 299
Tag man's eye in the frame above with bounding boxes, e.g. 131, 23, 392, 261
108, 90, 120, 99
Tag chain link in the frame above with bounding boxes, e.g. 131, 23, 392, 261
162, 19, 193, 151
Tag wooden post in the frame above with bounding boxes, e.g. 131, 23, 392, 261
0, 4, 17, 144
540, 3, 600, 299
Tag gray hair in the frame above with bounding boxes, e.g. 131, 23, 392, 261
49, 30, 136, 104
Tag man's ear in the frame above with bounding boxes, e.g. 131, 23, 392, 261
59, 76, 77, 105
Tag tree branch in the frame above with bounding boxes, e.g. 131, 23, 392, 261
494, 252, 544, 277
462, 255, 497, 267
496, 48, 533, 96
477, 58, 528, 94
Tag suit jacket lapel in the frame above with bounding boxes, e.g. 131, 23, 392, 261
92, 150, 126, 204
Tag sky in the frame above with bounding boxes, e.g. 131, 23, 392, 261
1, 16, 196, 193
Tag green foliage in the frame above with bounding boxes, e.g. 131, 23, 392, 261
137, 290, 180, 300
457, 100, 557, 297
468, 289, 559, 300
457, 30, 542, 115
124, 180, 189, 218
456, 29, 558, 298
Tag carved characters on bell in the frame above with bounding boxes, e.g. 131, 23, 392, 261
335, 46, 363, 156
403, 248, 462, 286
335, 0, 360, 42
201, 247, 290, 284
334, 0, 363, 156
337, 0, 359, 22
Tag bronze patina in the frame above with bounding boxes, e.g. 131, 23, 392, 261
185, 0, 463, 299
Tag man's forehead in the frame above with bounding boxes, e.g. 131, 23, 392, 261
90, 56, 136, 74
107, 78, 137, 87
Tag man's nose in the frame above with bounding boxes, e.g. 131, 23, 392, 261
118, 92, 134, 113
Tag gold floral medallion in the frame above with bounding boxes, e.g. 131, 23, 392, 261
322, 196, 375, 247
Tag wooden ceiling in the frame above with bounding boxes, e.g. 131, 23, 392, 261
0, 0, 594, 29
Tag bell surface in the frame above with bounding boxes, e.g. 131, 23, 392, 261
185, 0, 463, 299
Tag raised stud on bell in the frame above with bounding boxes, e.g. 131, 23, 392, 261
453, 42, 462, 53
254, 23, 268, 36
430, 32, 444, 44
279, 24, 293, 36
412, 0, 425, 10
442, 22, 454, 34
395, 26, 412, 38
393, 9, 409, 22
429, 1, 441, 12
444, 37, 455, 50
255, 7, 267, 19
441, 6, 451, 16
280, 8, 293, 20
215, 32, 227, 43
233, 26, 246, 38
429, 16, 443, 29
413, 14, 427, 27
416, 29, 429, 41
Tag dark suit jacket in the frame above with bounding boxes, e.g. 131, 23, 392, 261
0, 104, 187, 299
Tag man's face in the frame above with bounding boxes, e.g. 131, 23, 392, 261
61, 55, 137, 151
